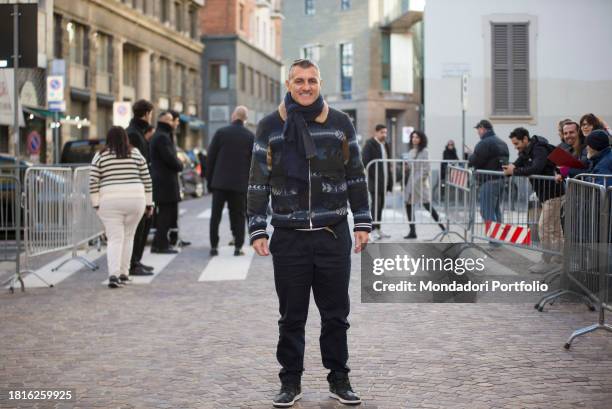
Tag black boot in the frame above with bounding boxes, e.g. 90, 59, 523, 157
328, 372, 361, 405
272, 383, 302, 408
404, 225, 417, 239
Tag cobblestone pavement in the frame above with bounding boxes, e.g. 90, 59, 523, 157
1, 196, 612, 409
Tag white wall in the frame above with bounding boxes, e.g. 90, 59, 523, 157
424, 0, 612, 160
391, 33, 413, 93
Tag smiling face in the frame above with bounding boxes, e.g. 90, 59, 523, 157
563, 123, 580, 148
285, 65, 321, 107
510, 137, 529, 153
580, 120, 593, 137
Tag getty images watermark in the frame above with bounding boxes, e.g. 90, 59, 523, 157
361, 243, 551, 303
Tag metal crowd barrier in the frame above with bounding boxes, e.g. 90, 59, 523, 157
18, 166, 103, 289
444, 165, 473, 241
471, 170, 565, 259
0, 171, 25, 292
558, 180, 611, 348
365, 159, 466, 231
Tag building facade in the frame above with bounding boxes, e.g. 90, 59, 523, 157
200, 0, 283, 143
424, 0, 612, 160
282, 0, 424, 157
53, 0, 204, 151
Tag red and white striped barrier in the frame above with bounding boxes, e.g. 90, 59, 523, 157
485, 221, 531, 245
449, 167, 469, 189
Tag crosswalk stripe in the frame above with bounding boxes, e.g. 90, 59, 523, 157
101, 247, 180, 285
9, 248, 107, 288
197, 208, 228, 219
198, 246, 254, 281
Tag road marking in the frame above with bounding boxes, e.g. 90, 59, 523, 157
10, 249, 106, 288
197, 208, 227, 219
198, 246, 254, 281
179, 208, 187, 216
102, 247, 180, 285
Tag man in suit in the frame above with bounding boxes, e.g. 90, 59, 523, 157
150, 111, 183, 254
206, 106, 254, 256
126, 99, 155, 275
362, 124, 393, 241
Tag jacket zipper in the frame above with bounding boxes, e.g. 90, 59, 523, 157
308, 159, 313, 229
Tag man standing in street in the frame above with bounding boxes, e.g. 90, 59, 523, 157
206, 106, 254, 256
362, 124, 393, 240
150, 111, 183, 254
503, 127, 565, 273
469, 119, 509, 245
127, 99, 155, 276
247, 59, 371, 407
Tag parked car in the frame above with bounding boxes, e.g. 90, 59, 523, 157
60, 139, 105, 164
177, 147, 204, 198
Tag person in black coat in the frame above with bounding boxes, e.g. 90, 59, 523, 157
206, 106, 254, 256
362, 124, 393, 240
503, 127, 565, 274
150, 111, 183, 253
126, 99, 155, 275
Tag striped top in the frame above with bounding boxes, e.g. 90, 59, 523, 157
89, 148, 153, 207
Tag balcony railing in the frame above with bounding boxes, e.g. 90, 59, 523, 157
69, 64, 89, 89
96, 72, 112, 95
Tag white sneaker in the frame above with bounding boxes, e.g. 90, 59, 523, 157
528, 261, 557, 274
379, 230, 391, 239
371, 230, 381, 241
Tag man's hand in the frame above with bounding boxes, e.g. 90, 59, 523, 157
554, 174, 564, 183
502, 164, 515, 176
354, 231, 369, 254
252, 237, 270, 256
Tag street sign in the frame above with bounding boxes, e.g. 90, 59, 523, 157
461, 74, 469, 111
47, 75, 64, 102
113, 101, 131, 128
27, 131, 41, 155
49, 100, 66, 112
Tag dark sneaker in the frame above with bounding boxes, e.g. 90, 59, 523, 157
272, 384, 302, 408
328, 372, 361, 405
210, 248, 218, 256
118, 274, 132, 283
234, 248, 245, 256
151, 247, 179, 254
108, 275, 122, 289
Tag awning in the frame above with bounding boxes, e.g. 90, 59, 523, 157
23, 107, 66, 120
180, 113, 206, 130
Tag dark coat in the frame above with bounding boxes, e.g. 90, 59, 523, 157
362, 138, 393, 193
512, 135, 564, 202
468, 130, 510, 171
150, 122, 183, 203
206, 120, 255, 193
441, 147, 459, 180
126, 117, 150, 164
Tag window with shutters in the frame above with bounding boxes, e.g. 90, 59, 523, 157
492, 23, 529, 116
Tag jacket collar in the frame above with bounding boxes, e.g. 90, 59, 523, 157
130, 117, 150, 132
481, 129, 496, 139
156, 122, 173, 133
278, 100, 329, 124
231, 119, 244, 126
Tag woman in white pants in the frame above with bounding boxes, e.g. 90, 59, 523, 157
90, 126, 153, 288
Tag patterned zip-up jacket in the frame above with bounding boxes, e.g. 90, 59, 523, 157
247, 101, 372, 244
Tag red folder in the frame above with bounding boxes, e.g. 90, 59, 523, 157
547, 147, 587, 169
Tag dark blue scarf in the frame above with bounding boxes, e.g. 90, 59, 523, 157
282, 92, 324, 183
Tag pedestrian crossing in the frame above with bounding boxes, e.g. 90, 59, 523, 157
198, 246, 255, 281
197, 208, 227, 219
